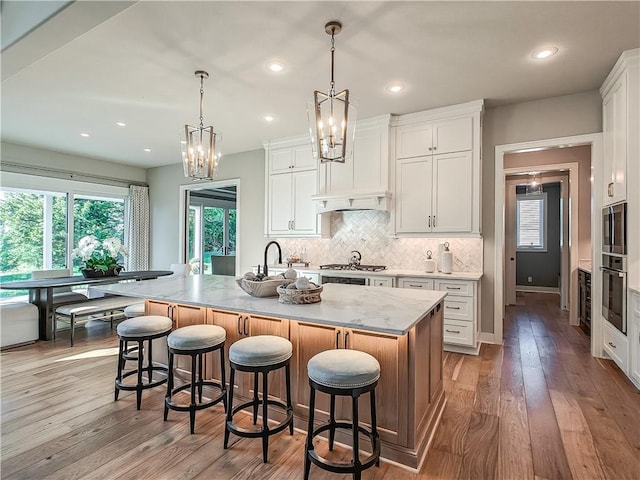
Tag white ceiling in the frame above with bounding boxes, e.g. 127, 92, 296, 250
2, 1, 639, 169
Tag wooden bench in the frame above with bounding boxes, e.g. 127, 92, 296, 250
55, 296, 141, 346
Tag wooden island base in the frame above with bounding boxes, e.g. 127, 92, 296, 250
147, 299, 446, 471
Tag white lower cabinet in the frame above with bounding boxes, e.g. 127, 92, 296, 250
399, 276, 480, 355
629, 290, 640, 388
602, 320, 629, 374
367, 276, 395, 287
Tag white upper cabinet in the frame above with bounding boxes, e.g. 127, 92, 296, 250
314, 114, 392, 213
265, 136, 329, 237
392, 100, 483, 235
601, 49, 638, 206
395, 117, 472, 159
269, 143, 316, 174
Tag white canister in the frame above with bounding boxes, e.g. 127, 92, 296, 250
424, 250, 436, 273
440, 242, 453, 274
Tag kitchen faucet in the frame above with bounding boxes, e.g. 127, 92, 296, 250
349, 250, 362, 266
263, 241, 282, 277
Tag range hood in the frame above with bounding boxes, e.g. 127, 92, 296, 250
311, 191, 392, 213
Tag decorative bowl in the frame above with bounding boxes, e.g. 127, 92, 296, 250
236, 278, 292, 298
277, 284, 323, 304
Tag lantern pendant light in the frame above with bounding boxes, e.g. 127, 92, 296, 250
308, 21, 357, 163
526, 172, 543, 195
182, 70, 221, 180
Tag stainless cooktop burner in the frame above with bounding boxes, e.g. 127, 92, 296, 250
319, 264, 387, 272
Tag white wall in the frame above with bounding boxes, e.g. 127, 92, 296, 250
146, 149, 265, 274
481, 90, 602, 333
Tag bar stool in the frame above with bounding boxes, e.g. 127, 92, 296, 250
115, 315, 173, 410
164, 324, 227, 434
224, 335, 294, 463
304, 349, 381, 480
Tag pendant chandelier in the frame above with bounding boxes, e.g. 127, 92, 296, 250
308, 21, 357, 163
526, 172, 543, 195
182, 70, 220, 180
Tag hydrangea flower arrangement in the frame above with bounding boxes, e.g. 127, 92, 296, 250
72, 235, 128, 275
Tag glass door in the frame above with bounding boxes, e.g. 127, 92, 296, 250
185, 185, 237, 275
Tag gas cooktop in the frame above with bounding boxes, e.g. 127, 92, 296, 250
319, 264, 387, 272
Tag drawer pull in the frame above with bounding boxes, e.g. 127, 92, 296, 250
446, 286, 461, 290
608, 341, 616, 349
446, 306, 461, 310
446, 329, 461, 334
409, 284, 423, 288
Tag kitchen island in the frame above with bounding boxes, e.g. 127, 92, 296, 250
95, 275, 446, 471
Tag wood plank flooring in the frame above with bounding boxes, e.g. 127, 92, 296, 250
2, 293, 639, 479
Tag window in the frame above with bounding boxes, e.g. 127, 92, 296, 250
516, 193, 547, 251
1, 173, 128, 299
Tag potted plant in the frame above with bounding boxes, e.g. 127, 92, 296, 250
72, 235, 128, 278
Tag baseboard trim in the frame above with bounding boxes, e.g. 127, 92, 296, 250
516, 286, 560, 294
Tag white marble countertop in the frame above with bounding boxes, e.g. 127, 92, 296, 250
260, 264, 483, 281
94, 275, 446, 336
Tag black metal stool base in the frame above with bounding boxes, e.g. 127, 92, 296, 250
223, 358, 294, 463
304, 379, 381, 480
114, 330, 171, 410
164, 342, 227, 434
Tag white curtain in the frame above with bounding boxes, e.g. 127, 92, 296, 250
127, 185, 150, 271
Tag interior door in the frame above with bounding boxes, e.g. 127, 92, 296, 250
504, 180, 518, 305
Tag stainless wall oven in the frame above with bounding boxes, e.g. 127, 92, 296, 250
602, 203, 627, 254
601, 255, 627, 334
321, 276, 366, 285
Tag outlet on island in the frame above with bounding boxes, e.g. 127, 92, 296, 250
527, 276, 533, 283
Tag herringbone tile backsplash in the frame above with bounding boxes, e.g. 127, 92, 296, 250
274, 211, 483, 272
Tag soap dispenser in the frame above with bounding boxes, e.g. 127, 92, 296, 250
440, 242, 453, 274
424, 250, 436, 273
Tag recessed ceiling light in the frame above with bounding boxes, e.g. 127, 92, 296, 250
264, 115, 274, 122
385, 83, 405, 93
116, 122, 126, 127
80, 133, 90, 137
532, 46, 558, 60
143, 148, 151, 152
268, 62, 284, 72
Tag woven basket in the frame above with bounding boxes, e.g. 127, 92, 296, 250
236, 278, 292, 298
277, 284, 323, 304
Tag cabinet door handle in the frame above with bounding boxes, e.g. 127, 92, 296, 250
243, 316, 249, 336
428, 147, 433, 151
446, 329, 461, 334
608, 341, 616, 349
344, 331, 349, 349
428, 216, 431, 227
446, 306, 461, 310
433, 215, 436, 227
335, 330, 341, 349
237, 315, 242, 335
291, 220, 295, 230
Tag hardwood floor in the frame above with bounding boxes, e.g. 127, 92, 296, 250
2, 293, 639, 479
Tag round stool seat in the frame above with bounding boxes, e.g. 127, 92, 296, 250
308, 349, 380, 389
123, 302, 145, 318
229, 335, 292, 367
117, 315, 173, 337
168, 324, 226, 350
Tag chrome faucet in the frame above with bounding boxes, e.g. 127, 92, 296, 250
263, 241, 282, 277
349, 250, 362, 266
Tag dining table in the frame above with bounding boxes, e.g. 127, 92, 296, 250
0, 270, 173, 340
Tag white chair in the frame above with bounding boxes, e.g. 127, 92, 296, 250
31, 269, 88, 305
124, 263, 190, 318
1, 302, 39, 349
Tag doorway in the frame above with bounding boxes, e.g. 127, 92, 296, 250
505, 174, 569, 309
179, 181, 239, 276
494, 133, 602, 356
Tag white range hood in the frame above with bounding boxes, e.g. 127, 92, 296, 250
312, 191, 391, 213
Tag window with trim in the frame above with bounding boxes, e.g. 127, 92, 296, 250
516, 193, 547, 251
1, 174, 128, 299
